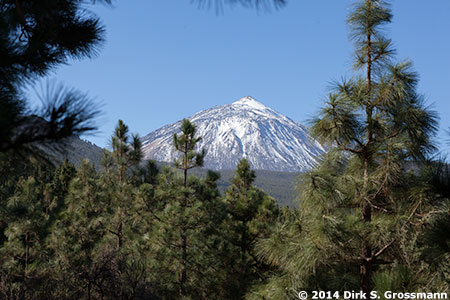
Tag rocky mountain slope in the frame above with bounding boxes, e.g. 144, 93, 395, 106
141, 96, 325, 172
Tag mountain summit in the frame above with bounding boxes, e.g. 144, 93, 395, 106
141, 96, 325, 172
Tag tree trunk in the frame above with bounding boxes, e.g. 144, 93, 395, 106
179, 146, 188, 297
179, 231, 187, 297
24, 231, 29, 279
360, 0, 374, 293
24, 231, 30, 300
360, 199, 373, 293
117, 221, 122, 249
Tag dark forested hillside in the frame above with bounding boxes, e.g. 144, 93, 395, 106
37, 136, 104, 169
195, 168, 299, 206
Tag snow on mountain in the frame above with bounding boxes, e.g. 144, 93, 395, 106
141, 96, 326, 172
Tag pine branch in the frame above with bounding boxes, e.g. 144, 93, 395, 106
372, 239, 394, 259
336, 140, 362, 154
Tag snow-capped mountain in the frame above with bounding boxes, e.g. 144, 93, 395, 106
141, 96, 325, 172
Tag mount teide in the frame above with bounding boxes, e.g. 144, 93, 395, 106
141, 96, 325, 172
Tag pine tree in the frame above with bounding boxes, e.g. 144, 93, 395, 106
0, 176, 47, 299
0, 154, 78, 298
143, 160, 160, 185
417, 161, 450, 289
225, 159, 279, 258
144, 120, 234, 299
252, 0, 444, 296
0, 158, 59, 299
172, 119, 205, 297
106, 120, 144, 252
173, 119, 205, 187
147, 166, 230, 299
48, 160, 107, 298
223, 159, 279, 298
110, 119, 143, 183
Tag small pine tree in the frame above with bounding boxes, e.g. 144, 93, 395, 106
111, 119, 143, 183
143, 160, 159, 185
173, 119, 205, 187
223, 159, 279, 298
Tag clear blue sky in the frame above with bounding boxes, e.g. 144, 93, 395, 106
28, 0, 450, 153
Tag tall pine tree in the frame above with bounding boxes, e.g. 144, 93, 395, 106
252, 0, 444, 297
172, 119, 205, 297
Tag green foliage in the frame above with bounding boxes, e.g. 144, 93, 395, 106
46, 160, 159, 299
143, 160, 160, 185
146, 168, 228, 298
416, 162, 450, 288
1, 177, 48, 294
0, 155, 77, 299
173, 119, 206, 186
222, 159, 279, 298
110, 119, 143, 183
